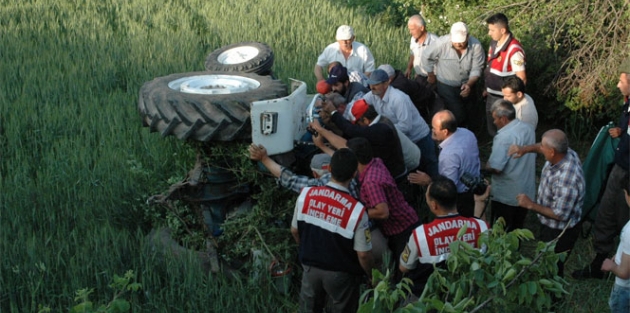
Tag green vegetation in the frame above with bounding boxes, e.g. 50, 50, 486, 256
0, 0, 624, 312
360, 221, 568, 312
348, 0, 630, 119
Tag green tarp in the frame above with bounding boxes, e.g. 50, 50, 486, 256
581, 122, 620, 222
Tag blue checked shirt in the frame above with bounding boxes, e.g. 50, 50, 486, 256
536, 149, 584, 229
278, 167, 360, 199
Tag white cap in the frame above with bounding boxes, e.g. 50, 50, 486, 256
336, 25, 354, 40
377, 64, 395, 78
450, 22, 468, 43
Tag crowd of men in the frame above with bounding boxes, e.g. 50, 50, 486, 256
249, 13, 630, 313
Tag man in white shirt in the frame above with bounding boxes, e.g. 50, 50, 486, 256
314, 25, 375, 82
501, 76, 538, 129
404, 15, 439, 87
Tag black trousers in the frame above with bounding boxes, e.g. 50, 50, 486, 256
539, 223, 580, 277
491, 201, 528, 232
457, 190, 475, 218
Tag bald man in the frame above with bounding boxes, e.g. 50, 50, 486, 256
510, 129, 585, 277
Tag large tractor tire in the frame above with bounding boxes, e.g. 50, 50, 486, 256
204, 42, 274, 75
138, 71, 287, 142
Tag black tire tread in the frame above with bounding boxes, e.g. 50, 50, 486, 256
204, 42, 274, 75
138, 71, 287, 142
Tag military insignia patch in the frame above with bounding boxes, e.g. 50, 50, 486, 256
365, 229, 371, 243
514, 60, 524, 66
401, 245, 411, 263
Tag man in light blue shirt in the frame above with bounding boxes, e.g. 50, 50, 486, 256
423, 22, 485, 129
363, 69, 439, 177
408, 110, 480, 217
485, 100, 536, 231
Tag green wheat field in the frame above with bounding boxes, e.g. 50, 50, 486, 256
0, 0, 614, 312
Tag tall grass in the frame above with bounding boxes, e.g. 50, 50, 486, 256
0, 0, 408, 311
0, 0, 612, 312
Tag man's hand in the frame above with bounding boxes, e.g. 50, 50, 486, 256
516, 193, 534, 210
460, 84, 471, 98
248, 143, 268, 161
408, 170, 431, 186
404, 68, 412, 79
427, 72, 436, 85
508, 144, 524, 158
609, 127, 622, 139
312, 132, 325, 148
474, 184, 492, 202
309, 119, 324, 133
602, 258, 616, 272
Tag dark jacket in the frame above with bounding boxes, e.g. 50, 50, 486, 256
389, 70, 435, 116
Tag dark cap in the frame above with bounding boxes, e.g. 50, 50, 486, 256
326, 65, 349, 85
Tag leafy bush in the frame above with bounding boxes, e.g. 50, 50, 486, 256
359, 220, 567, 312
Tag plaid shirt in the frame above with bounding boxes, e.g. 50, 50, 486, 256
278, 167, 360, 199
358, 158, 418, 236
537, 149, 584, 229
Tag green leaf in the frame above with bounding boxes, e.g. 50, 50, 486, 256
456, 224, 468, 239
70, 302, 93, 313
110, 299, 131, 313
527, 281, 538, 295
487, 279, 499, 288
471, 261, 480, 271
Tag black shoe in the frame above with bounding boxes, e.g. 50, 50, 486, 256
571, 264, 605, 279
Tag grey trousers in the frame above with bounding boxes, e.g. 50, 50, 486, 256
299, 265, 362, 313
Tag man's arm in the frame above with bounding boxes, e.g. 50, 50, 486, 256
290, 226, 300, 244
511, 50, 526, 85
357, 250, 374, 275
367, 203, 390, 220
251, 143, 328, 193
314, 64, 325, 82
408, 170, 432, 186
460, 76, 479, 98
361, 44, 376, 75
516, 194, 561, 220
602, 253, 630, 279
515, 70, 526, 85
474, 185, 491, 220
469, 40, 485, 80
399, 263, 410, 273
309, 119, 348, 150
486, 139, 512, 175
439, 152, 461, 188
389, 96, 415, 136
249, 144, 282, 178
422, 42, 439, 82
508, 143, 541, 158
405, 54, 415, 78
312, 131, 336, 156
484, 163, 502, 175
